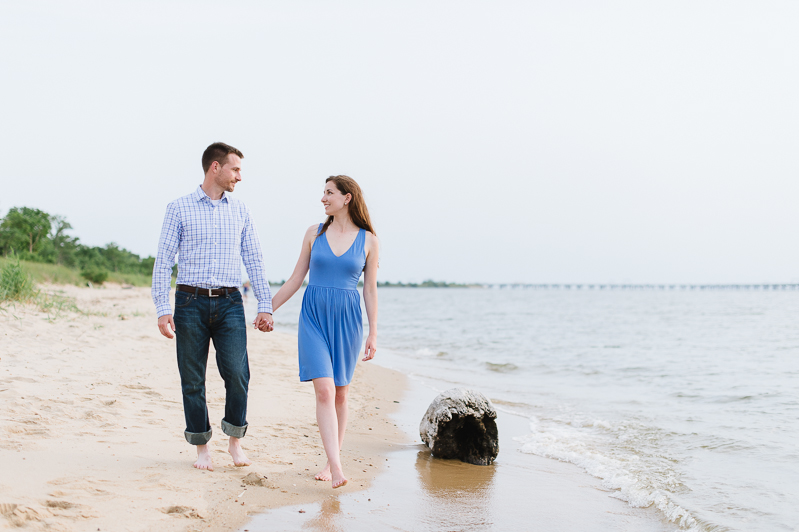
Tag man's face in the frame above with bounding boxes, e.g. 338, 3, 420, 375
214, 154, 242, 192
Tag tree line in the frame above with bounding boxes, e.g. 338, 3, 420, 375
0, 207, 155, 281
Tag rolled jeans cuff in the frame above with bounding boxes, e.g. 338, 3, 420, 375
185, 428, 212, 445
221, 419, 248, 438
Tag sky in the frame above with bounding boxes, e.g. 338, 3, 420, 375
2, 1, 797, 284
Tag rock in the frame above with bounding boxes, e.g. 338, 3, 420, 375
419, 388, 499, 465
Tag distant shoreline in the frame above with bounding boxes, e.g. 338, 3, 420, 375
5, 257, 795, 292
268, 280, 799, 290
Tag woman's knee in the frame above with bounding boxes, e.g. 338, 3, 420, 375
314, 379, 336, 404
334, 386, 349, 406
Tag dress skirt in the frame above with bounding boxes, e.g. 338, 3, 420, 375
298, 285, 363, 386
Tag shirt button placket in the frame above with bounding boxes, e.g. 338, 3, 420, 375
211, 204, 218, 285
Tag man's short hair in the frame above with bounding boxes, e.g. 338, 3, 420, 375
202, 142, 244, 174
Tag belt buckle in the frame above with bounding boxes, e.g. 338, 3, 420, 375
208, 288, 219, 298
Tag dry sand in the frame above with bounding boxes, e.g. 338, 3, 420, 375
0, 284, 406, 532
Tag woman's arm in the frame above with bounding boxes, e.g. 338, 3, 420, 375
362, 233, 379, 361
269, 225, 317, 315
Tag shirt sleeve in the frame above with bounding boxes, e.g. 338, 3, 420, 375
240, 206, 273, 314
152, 202, 181, 318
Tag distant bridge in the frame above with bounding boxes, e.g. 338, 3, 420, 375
483, 283, 799, 290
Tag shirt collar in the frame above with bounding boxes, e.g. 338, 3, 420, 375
194, 185, 229, 203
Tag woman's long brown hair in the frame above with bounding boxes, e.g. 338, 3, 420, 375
318, 175, 376, 237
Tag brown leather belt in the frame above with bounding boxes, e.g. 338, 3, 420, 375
176, 284, 239, 297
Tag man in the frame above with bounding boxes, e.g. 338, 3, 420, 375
152, 142, 274, 471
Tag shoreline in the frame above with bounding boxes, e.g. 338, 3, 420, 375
245, 369, 671, 532
0, 284, 407, 532
2, 283, 669, 532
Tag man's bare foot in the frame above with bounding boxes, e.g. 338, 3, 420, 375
228, 437, 251, 467
194, 445, 214, 471
314, 463, 332, 481
331, 466, 347, 489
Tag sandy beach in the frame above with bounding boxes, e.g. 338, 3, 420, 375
0, 284, 405, 532
1, 284, 673, 532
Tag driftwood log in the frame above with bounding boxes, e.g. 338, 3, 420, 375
419, 388, 499, 465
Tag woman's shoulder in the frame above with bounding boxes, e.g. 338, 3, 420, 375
303, 223, 322, 243
364, 230, 379, 249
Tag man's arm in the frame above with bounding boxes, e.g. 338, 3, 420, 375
240, 208, 273, 331
152, 202, 181, 338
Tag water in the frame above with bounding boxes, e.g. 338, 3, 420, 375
250, 287, 799, 532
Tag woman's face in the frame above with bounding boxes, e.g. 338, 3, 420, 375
321, 181, 350, 216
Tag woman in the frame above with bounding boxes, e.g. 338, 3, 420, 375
267, 175, 379, 489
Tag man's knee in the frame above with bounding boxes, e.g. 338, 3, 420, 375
219, 363, 249, 391
181, 381, 205, 396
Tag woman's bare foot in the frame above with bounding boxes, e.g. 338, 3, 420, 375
228, 437, 251, 467
314, 463, 332, 481
194, 445, 214, 471
331, 466, 347, 489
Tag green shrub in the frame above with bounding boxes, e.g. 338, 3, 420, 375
0, 254, 37, 301
81, 266, 109, 284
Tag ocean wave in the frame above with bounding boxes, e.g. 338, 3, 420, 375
515, 417, 726, 532
484, 362, 519, 373
414, 347, 448, 357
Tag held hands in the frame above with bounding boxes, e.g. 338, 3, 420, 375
254, 312, 274, 332
158, 315, 176, 339
158, 313, 272, 337
363, 334, 377, 361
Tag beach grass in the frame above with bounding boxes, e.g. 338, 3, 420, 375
0, 256, 84, 317
0, 257, 152, 287
0, 256, 150, 317
105, 271, 152, 286
0, 255, 38, 301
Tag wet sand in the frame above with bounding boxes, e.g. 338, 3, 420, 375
242, 377, 672, 531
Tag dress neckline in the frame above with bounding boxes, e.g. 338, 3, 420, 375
324, 228, 362, 258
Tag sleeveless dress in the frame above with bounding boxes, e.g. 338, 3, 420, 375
298, 224, 365, 386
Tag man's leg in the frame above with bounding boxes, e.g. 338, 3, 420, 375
212, 290, 251, 466
174, 292, 214, 469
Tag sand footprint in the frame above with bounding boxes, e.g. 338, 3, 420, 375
0, 503, 47, 527
120, 384, 150, 391
159, 506, 204, 519
45, 499, 98, 520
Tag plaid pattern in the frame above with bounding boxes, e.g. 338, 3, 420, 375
152, 185, 272, 317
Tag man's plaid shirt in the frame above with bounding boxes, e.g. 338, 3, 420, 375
151, 185, 272, 317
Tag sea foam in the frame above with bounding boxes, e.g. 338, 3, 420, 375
515, 416, 715, 532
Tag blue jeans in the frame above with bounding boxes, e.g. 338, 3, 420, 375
174, 288, 249, 445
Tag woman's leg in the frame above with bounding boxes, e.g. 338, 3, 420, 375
334, 385, 349, 451
312, 378, 348, 488
315, 385, 350, 482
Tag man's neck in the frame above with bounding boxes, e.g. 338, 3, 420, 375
201, 180, 225, 200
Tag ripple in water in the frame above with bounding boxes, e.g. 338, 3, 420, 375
484, 362, 519, 373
